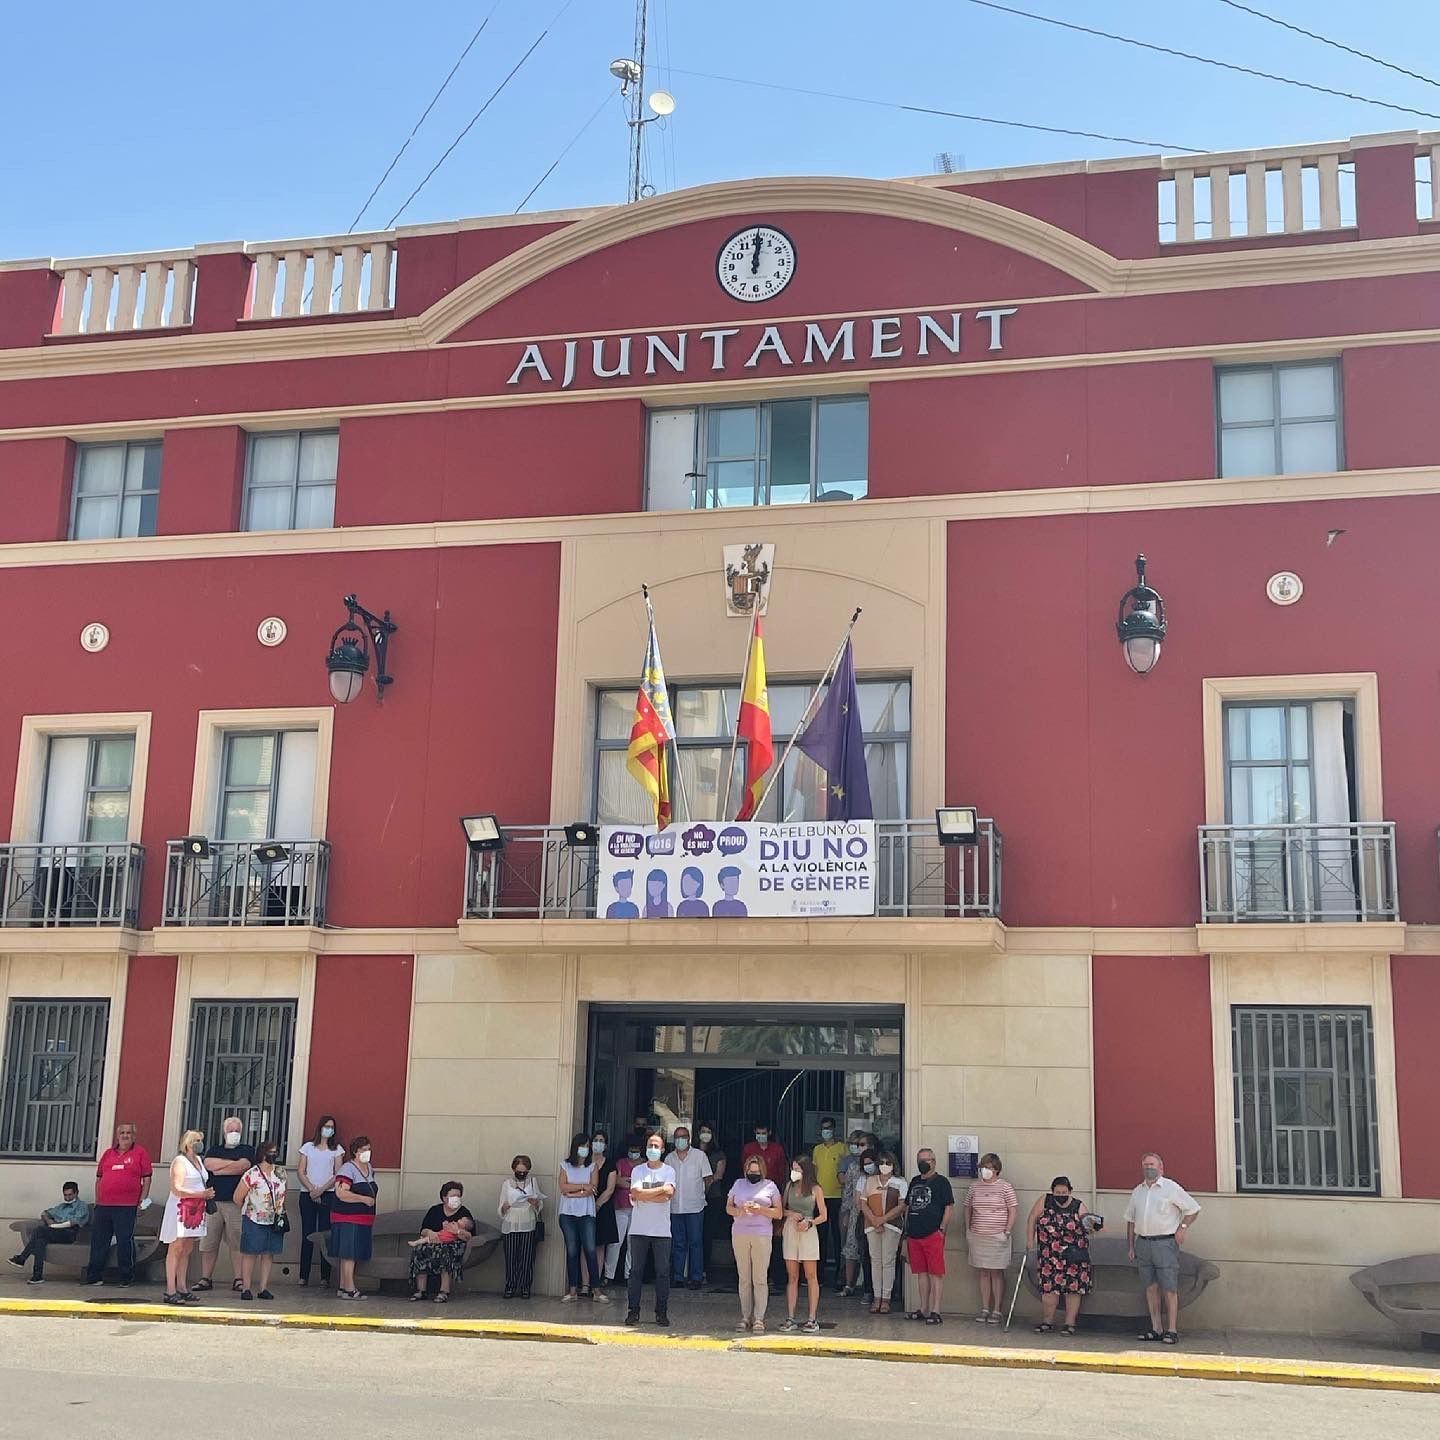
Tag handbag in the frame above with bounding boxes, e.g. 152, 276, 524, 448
264, 1172, 290, 1233
535, 1218, 546, 1243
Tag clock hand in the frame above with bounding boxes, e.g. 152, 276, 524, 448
750, 228, 763, 275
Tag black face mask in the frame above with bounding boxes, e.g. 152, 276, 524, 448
1053, 1193, 1072, 1204
917, 1158, 934, 1174
514, 1170, 529, 1180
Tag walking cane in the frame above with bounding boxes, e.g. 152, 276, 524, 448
1004, 1252, 1027, 1330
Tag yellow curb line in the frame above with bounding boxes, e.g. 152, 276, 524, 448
1, 1299, 1435, 1392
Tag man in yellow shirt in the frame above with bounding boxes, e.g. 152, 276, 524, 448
811, 1117, 847, 1285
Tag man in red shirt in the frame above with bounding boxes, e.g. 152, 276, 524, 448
740, 1121, 787, 1293
84, 1122, 153, 1286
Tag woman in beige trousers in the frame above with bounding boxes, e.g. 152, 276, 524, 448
727, 1153, 784, 1332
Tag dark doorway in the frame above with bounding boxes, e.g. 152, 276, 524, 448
585, 1007, 902, 1278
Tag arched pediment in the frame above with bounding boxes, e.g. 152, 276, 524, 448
419, 175, 1123, 344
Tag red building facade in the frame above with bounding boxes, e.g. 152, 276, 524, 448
0, 131, 1437, 1326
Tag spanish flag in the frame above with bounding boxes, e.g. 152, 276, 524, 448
627, 615, 676, 828
735, 613, 773, 820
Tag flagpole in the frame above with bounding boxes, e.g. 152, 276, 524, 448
642, 584, 691, 823
753, 606, 862, 817
720, 604, 758, 819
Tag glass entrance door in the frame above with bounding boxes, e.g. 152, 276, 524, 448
586, 1007, 903, 1183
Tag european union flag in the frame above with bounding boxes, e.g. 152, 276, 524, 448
795, 637, 872, 821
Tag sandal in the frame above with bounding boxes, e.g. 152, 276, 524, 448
925, 1313, 944, 1325
433, 1292, 449, 1303
905, 1310, 925, 1321
231, 1278, 243, 1292
192, 1278, 213, 1292
1161, 1331, 1179, 1345
878, 1301, 891, 1314
1138, 1328, 1164, 1342
1033, 1322, 1055, 1333
1060, 1324, 1077, 1336
409, 1291, 426, 1301
869, 1301, 882, 1314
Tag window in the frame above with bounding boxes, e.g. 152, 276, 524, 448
182, 1001, 296, 1158
1232, 1005, 1378, 1193
1217, 361, 1341, 478
593, 677, 909, 823
70, 441, 161, 540
0, 999, 110, 1157
40, 735, 135, 844
217, 731, 318, 840
646, 397, 868, 510
243, 431, 337, 531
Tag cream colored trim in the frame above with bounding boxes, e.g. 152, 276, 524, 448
417, 178, 1113, 335
4, 465, 1440, 575
3, 167, 1440, 382
289, 953, 317, 1159
1371, 952, 1404, 1197
160, 954, 193, 1157
187, 707, 335, 836
1209, 951, 1403, 1200
149, 927, 324, 958
3, 321, 1439, 434
1198, 921, 1405, 955
0, 930, 139, 957
0, 952, 129, 1159
1201, 673, 1382, 823
1210, 954, 1235, 1194
9, 711, 153, 844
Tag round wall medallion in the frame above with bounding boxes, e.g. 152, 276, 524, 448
79, 622, 110, 653
1265, 571, 1304, 606
257, 616, 288, 647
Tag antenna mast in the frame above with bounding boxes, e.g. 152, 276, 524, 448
628, 0, 649, 204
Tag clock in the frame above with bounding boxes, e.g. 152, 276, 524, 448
717, 225, 796, 302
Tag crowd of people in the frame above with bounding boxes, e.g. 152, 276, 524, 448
7, 1116, 1202, 1342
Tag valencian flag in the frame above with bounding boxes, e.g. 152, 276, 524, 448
626, 615, 677, 828
735, 614, 773, 821
795, 637, 872, 820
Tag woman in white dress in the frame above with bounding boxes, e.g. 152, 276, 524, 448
161, 1128, 214, 1304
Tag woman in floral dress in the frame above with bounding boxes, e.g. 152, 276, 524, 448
837, 1130, 869, 1296
1025, 1175, 1093, 1335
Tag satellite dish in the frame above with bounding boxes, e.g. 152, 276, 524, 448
610, 57, 641, 83
648, 90, 676, 117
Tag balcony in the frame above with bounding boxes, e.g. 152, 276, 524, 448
0, 843, 144, 934
459, 819, 1003, 954
1198, 821, 1403, 954
159, 840, 330, 948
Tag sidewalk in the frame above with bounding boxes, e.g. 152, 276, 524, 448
3, 1268, 1437, 1391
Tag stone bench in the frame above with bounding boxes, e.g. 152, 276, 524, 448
317, 1209, 502, 1291
1021, 1234, 1218, 1320
1350, 1255, 1440, 1350
9, 1215, 166, 1279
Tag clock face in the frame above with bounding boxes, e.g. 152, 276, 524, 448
717, 225, 796, 302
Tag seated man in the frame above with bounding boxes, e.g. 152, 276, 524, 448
8, 1181, 90, 1283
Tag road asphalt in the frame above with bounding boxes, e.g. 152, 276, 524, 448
1, 1314, 1437, 1438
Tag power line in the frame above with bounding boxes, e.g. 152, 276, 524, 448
383, 0, 581, 228
962, 0, 1440, 124
1214, 1, 1440, 91
669, 67, 1208, 153
346, 2, 507, 233
513, 91, 615, 212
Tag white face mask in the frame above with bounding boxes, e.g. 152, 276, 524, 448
223, 1133, 241, 1148
790, 1168, 802, 1183
592, 1139, 606, 1154
879, 1163, 894, 1176
980, 1167, 996, 1181
321, 1126, 335, 1139
577, 1145, 590, 1160
357, 1150, 372, 1165
699, 1132, 712, 1144
443, 1195, 460, 1210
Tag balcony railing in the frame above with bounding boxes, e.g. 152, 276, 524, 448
464, 819, 1002, 922
0, 843, 144, 928
162, 840, 330, 928
1199, 822, 1397, 924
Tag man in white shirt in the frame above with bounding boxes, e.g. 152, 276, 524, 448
625, 1133, 677, 1327
665, 1124, 713, 1291
1124, 1151, 1201, 1345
